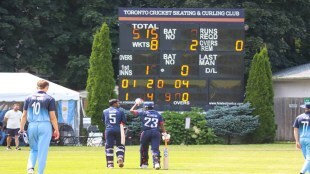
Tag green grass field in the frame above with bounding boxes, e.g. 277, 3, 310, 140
0, 143, 303, 174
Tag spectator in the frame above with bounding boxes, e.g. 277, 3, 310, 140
3, 103, 22, 150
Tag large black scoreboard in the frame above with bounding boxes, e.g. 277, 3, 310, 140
118, 8, 245, 111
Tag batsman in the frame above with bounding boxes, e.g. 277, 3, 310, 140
130, 99, 170, 170
102, 99, 126, 168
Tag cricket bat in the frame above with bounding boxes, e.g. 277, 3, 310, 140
120, 124, 125, 145
163, 139, 169, 170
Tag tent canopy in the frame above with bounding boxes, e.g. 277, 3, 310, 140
0, 73, 81, 137
0, 73, 79, 101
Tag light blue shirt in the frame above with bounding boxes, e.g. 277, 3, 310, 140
293, 112, 310, 138
23, 91, 56, 122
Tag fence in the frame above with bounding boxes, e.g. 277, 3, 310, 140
274, 97, 304, 141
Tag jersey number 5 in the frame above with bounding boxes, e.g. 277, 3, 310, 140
109, 114, 116, 124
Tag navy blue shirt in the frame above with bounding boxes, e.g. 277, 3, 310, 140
137, 110, 163, 131
293, 112, 310, 139
23, 91, 56, 122
103, 107, 126, 129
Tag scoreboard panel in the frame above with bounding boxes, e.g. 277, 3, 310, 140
118, 8, 245, 111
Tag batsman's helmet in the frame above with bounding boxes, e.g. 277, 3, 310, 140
143, 101, 154, 110
109, 99, 119, 106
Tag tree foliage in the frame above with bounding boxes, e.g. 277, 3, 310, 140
244, 46, 276, 143
206, 103, 259, 144
86, 23, 115, 132
123, 109, 142, 145
0, 0, 126, 89
162, 108, 218, 145
242, 1, 309, 73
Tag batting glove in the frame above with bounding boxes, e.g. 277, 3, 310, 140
162, 132, 171, 141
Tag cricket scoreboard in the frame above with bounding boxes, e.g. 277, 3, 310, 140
118, 8, 245, 111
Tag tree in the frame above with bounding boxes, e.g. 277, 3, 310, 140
206, 103, 259, 144
0, 0, 125, 89
60, 0, 126, 89
242, 1, 310, 72
86, 23, 116, 132
0, 0, 59, 74
244, 46, 276, 143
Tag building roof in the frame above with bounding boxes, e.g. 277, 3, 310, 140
272, 63, 310, 81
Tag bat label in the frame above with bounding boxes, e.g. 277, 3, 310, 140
164, 149, 168, 157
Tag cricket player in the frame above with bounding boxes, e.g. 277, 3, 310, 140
20, 80, 59, 174
130, 101, 170, 170
293, 103, 310, 174
102, 99, 126, 168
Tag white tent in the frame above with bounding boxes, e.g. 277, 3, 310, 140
0, 73, 80, 136
0, 73, 80, 101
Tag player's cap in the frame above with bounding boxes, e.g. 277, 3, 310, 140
300, 103, 310, 109
109, 99, 119, 106
143, 101, 154, 109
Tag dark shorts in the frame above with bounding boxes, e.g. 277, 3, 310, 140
7, 128, 20, 136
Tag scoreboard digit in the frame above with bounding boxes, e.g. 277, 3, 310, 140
118, 8, 245, 111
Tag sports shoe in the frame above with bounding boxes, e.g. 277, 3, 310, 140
27, 168, 34, 174
15, 147, 21, 150
140, 164, 148, 169
154, 163, 160, 170
107, 164, 114, 168
118, 158, 124, 168
6, 146, 12, 150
